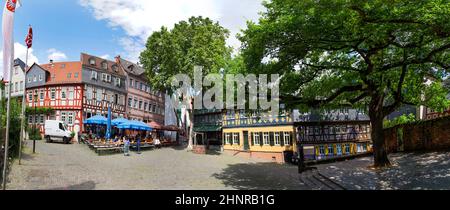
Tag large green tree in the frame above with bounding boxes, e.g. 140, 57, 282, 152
239, 0, 450, 167
140, 16, 232, 149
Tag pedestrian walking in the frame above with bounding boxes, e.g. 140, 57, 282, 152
123, 137, 130, 156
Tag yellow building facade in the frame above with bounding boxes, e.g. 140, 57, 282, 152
222, 110, 296, 163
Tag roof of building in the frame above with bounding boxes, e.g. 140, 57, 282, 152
116, 56, 147, 80
40, 61, 83, 85
81, 53, 126, 77
14, 58, 26, 70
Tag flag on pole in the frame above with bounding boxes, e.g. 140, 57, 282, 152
25, 25, 32, 49
1, 0, 19, 82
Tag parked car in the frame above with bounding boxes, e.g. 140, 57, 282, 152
44, 120, 72, 144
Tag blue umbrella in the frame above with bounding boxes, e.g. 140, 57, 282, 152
112, 118, 130, 126
84, 115, 107, 125
105, 107, 112, 139
117, 120, 153, 131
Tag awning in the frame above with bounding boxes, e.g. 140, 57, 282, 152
84, 115, 107, 125
147, 121, 162, 130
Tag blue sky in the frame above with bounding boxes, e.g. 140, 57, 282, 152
0, 0, 264, 70
4, 0, 129, 64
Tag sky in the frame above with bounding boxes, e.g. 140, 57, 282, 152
0, 0, 265, 77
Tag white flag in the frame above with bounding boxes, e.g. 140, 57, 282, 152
2, 0, 19, 82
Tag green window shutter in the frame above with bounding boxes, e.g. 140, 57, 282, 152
250, 132, 254, 146
237, 133, 240, 145
269, 132, 275, 146
230, 133, 233, 145
260, 132, 264, 146
281, 132, 285, 146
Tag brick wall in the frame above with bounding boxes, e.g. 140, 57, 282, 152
384, 116, 450, 153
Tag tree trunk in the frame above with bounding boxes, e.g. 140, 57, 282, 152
187, 97, 194, 150
369, 96, 391, 168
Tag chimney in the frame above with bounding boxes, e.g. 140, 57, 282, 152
49, 60, 54, 68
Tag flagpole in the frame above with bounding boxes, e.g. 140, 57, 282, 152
18, 46, 28, 165
2, 60, 13, 190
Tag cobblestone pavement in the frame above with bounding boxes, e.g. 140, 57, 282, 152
316, 152, 450, 190
6, 140, 306, 190
7, 141, 450, 190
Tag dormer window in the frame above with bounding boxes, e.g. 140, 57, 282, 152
128, 65, 134, 72
101, 61, 108, 70
89, 58, 96, 66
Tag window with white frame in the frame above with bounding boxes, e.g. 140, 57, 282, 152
69, 89, 74, 99
86, 86, 92, 100
14, 82, 18, 92
51, 89, 56, 100
233, 133, 239, 144
33, 75, 37, 82
61, 112, 66, 123
38, 74, 42, 81
284, 132, 291, 145
20, 81, 23, 91
40, 115, 44, 124
91, 71, 98, 80
225, 133, 232, 145
128, 98, 132, 107
28, 77, 31, 83
274, 132, 281, 145
28, 91, 33, 102
68, 112, 74, 125
96, 89, 103, 101
253, 133, 260, 145
40, 90, 44, 100
263, 132, 270, 145
134, 99, 138, 108
61, 89, 66, 99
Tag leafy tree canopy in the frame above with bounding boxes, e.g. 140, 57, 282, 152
239, 0, 450, 113
140, 16, 232, 93
239, 0, 450, 167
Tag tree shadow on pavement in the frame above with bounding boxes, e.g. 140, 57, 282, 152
317, 152, 450, 190
48, 181, 96, 190
212, 162, 307, 190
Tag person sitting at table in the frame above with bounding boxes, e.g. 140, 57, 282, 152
113, 136, 120, 142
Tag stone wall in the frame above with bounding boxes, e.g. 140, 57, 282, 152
384, 116, 450, 153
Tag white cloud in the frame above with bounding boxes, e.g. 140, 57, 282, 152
47, 48, 68, 61
79, 0, 265, 62
0, 43, 39, 79
100, 54, 110, 59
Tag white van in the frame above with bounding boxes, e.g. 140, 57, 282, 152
44, 120, 72, 144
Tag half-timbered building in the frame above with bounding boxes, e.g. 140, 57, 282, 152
81, 53, 127, 126
294, 109, 373, 163
25, 61, 84, 134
